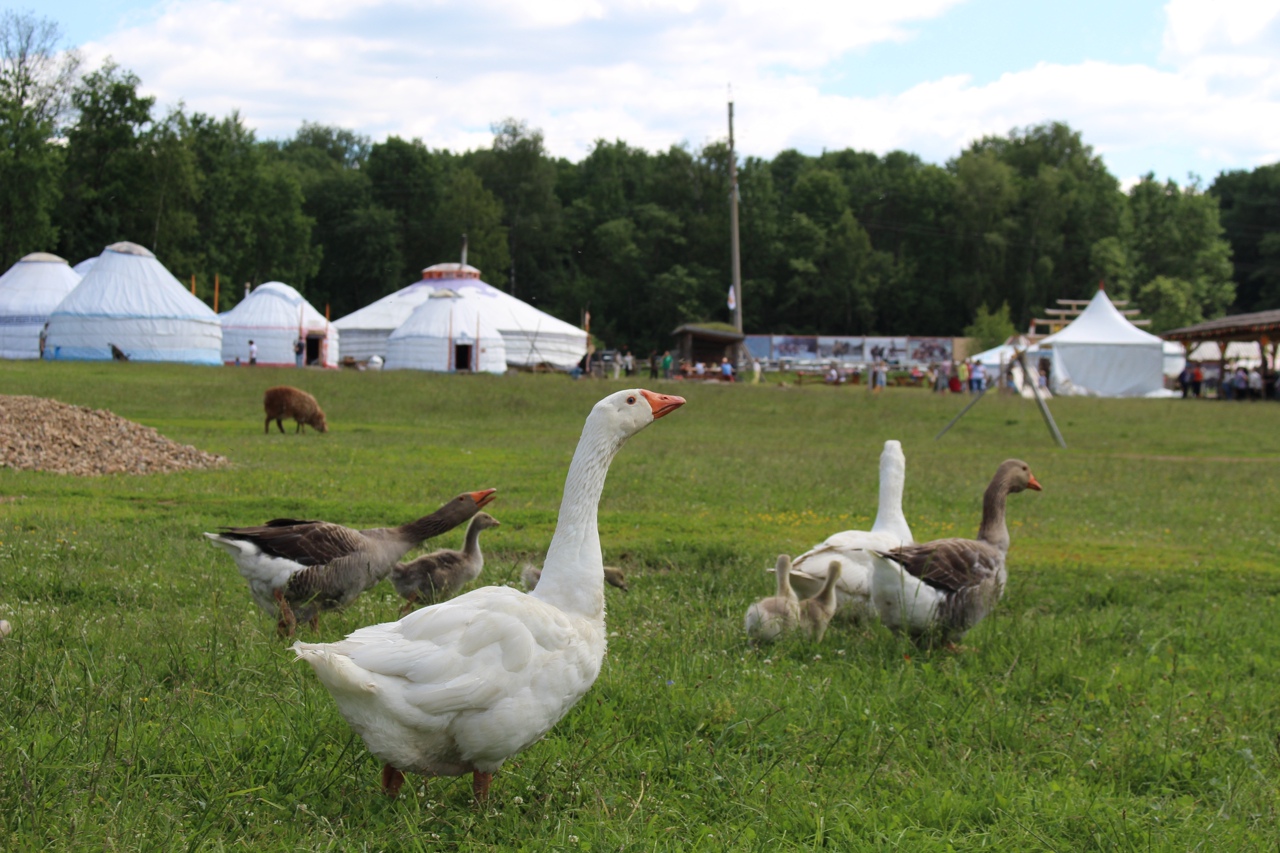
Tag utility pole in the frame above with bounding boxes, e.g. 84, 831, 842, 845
728, 99, 744, 357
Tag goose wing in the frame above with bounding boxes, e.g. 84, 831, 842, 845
318, 586, 595, 716
878, 539, 1003, 593
216, 520, 367, 566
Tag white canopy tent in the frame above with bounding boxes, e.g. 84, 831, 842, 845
1031, 288, 1165, 397
219, 281, 337, 367
0, 253, 82, 359
385, 290, 507, 374
335, 263, 587, 369
45, 242, 222, 364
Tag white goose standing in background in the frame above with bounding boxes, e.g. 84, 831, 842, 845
293, 388, 686, 800
871, 459, 1041, 647
782, 440, 913, 623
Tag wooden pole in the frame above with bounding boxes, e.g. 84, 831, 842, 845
1017, 351, 1067, 449
934, 386, 988, 441
728, 99, 743, 351
213, 274, 220, 313
190, 273, 196, 295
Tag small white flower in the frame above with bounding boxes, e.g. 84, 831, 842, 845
568, 835, 579, 843
512, 796, 524, 804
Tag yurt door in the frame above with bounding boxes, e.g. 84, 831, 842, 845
454, 343, 473, 371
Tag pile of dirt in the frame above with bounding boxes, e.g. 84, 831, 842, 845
0, 395, 229, 476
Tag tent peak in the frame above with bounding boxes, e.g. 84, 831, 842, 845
20, 252, 68, 264
105, 241, 155, 259
422, 262, 480, 281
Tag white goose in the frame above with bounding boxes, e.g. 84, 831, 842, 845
781, 440, 913, 622
293, 388, 685, 799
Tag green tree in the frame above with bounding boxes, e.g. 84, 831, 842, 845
470, 119, 563, 302
1134, 276, 1203, 333
367, 136, 451, 279
182, 112, 318, 305
56, 61, 156, 262
276, 123, 400, 317
963, 302, 1017, 351
0, 11, 80, 266
436, 167, 509, 276
1210, 164, 1280, 311
1126, 174, 1234, 321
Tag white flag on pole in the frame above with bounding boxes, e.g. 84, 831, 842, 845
727, 285, 736, 311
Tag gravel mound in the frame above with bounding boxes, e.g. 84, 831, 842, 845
0, 395, 229, 476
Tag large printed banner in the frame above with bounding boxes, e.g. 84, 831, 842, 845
741, 334, 953, 366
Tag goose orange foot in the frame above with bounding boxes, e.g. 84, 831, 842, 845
472, 770, 493, 802
381, 764, 406, 797
274, 589, 297, 637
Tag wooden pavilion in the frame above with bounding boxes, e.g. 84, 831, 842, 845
1162, 309, 1280, 380
671, 323, 744, 370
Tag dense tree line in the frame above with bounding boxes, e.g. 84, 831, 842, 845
3, 13, 1275, 354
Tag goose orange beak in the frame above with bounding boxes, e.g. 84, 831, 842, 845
1027, 474, 1042, 491
470, 488, 497, 508
640, 390, 685, 419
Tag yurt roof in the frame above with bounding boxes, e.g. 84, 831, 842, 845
220, 281, 329, 330
1037, 288, 1162, 347
52, 242, 217, 321
335, 266, 583, 339
0, 252, 83, 316
389, 291, 502, 340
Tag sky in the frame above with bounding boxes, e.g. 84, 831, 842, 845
25, 0, 1280, 185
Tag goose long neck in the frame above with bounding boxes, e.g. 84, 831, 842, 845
870, 450, 908, 539
529, 420, 618, 620
400, 507, 471, 548
977, 475, 1011, 552
462, 519, 484, 559
775, 561, 793, 600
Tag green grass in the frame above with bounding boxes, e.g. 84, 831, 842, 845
1, 361, 1278, 851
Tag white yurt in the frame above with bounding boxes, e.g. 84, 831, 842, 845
334, 263, 587, 369
45, 242, 222, 364
0, 253, 82, 359
384, 290, 507, 374
73, 256, 98, 277
219, 281, 337, 367
1030, 287, 1165, 397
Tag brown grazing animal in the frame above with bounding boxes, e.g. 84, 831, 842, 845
264, 385, 328, 434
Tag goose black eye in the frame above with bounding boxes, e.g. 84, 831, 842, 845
626, 395, 636, 404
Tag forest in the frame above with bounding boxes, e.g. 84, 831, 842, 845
4, 11, 1279, 353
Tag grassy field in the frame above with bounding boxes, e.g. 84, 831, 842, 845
1, 361, 1278, 851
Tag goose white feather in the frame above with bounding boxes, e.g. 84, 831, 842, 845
293, 388, 685, 797
782, 440, 913, 622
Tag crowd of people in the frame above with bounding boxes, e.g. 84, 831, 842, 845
1191, 364, 1276, 400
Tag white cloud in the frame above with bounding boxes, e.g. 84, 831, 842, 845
73, 0, 1280, 182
